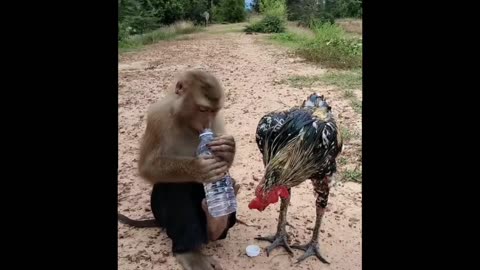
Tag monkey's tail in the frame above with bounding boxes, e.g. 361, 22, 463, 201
118, 213, 158, 228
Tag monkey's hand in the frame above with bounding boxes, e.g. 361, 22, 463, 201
208, 135, 235, 168
194, 156, 229, 183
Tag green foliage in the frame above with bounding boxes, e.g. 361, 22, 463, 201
119, 0, 162, 36
119, 0, 212, 41
161, 1, 186, 24
184, 0, 209, 25
211, 5, 222, 22
343, 168, 362, 183
214, 0, 246, 23
245, 15, 286, 33
288, 0, 334, 29
296, 23, 362, 69
286, 0, 361, 30
328, 0, 362, 18
321, 69, 362, 89
245, 0, 286, 33
260, 0, 287, 18
287, 0, 317, 22
268, 22, 362, 69
318, 12, 335, 25
269, 32, 308, 47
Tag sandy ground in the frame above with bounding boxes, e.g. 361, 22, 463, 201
118, 23, 362, 270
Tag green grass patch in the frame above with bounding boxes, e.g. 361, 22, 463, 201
343, 168, 362, 183
268, 23, 362, 69
321, 69, 362, 90
269, 32, 309, 48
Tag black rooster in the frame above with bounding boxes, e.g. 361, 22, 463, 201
248, 93, 343, 264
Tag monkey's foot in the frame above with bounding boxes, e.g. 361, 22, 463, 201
255, 232, 293, 256
291, 242, 329, 264
176, 251, 223, 270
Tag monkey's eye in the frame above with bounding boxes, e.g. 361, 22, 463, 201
199, 106, 208, 112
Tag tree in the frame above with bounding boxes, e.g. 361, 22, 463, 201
215, 0, 246, 23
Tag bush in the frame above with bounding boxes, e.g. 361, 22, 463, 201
214, 0, 246, 23
298, 13, 335, 30
119, 0, 211, 40
245, 0, 286, 33
287, 0, 316, 21
261, 0, 287, 18
329, 0, 362, 18
119, 22, 130, 41
245, 15, 286, 33
211, 4, 224, 22
319, 12, 335, 25
161, 1, 186, 25
289, 0, 336, 29
296, 23, 362, 69
183, 0, 209, 25
127, 15, 162, 34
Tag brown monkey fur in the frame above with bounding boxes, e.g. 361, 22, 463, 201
137, 70, 232, 184
119, 70, 237, 270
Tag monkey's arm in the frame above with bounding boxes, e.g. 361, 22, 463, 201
139, 154, 228, 184
138, 152, 197, 184
138, 107, 200, 183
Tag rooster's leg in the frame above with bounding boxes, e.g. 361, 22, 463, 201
292, 177, 330, 264
255, 189, 293, 256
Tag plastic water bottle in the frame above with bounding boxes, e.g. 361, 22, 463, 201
197, 128, 237, 218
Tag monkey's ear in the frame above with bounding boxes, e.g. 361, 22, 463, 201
175, 81, 184, 95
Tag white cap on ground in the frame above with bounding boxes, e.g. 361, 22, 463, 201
246, 245, 260, 257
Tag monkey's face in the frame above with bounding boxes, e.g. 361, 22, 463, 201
190, 103, 219, 133
180, 94, 219, 133
174, 70, 224, 133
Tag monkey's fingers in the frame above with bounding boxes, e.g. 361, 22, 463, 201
201, 156, 224, 166
208, 136, 235, 147
206, 160, 228, 171
199, 155, 216, 160
211, 151, 234, 162
206, 165, 229, 183
209, 145, 235, 153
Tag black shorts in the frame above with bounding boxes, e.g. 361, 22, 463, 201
150, 182, 237, 254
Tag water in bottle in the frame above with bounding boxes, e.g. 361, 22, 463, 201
197, 129, 237, 217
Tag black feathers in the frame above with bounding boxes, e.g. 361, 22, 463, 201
255, 94, 343, 188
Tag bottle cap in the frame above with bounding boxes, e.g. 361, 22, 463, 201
200, 128, 214, 137
245, 245, 260, 257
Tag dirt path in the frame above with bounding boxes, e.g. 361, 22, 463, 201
118, 23, 362, 270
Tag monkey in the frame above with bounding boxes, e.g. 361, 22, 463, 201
118, 70, 238, 270
202, 11, 210, 27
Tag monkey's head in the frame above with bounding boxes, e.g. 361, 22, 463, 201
174, 70, 225, 133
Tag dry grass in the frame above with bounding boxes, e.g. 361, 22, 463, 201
119, 21, 202, 53
286, 21, 315, 38
336, 19, 362, 36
